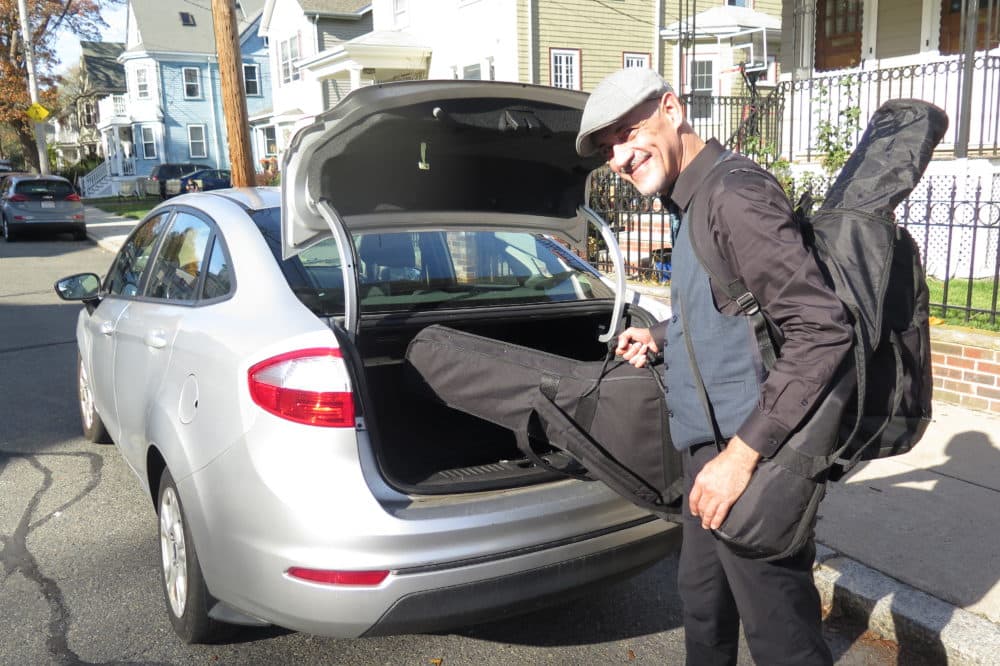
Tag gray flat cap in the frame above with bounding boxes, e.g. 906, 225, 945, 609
576, 68, 674, 157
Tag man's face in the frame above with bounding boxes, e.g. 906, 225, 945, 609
593, 95, 683, 196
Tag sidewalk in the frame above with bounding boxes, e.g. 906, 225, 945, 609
87, 213, 1000, 662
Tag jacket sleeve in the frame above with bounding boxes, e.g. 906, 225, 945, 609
710, 170, 853, 458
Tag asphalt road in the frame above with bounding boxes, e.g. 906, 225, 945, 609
0, 230, 904, 665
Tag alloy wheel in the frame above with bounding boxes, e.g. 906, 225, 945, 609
160, 486, 189, 618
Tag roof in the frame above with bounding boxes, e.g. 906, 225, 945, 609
80, 41, 126, 92
298, 0, 370, 16
128, 0, 267, 55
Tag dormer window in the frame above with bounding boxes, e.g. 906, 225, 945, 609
180, 12, 196, 26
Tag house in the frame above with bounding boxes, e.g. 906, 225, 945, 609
777, 0, 1000, 163
52, 42, 128, 172
80, 0, 273, 197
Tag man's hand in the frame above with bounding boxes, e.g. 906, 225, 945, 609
616, 327, 659, 368
689, 436, 760, 530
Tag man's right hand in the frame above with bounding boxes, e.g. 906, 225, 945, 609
616, 327, 659, 368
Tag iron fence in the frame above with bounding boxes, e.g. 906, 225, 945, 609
683, 90, 785, 168
587, 170, 1000, 326
779, 55, 1000, 161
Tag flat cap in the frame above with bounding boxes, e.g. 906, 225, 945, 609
575, 68, 674, 157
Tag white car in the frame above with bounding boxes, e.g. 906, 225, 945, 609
54, 81, 677, 644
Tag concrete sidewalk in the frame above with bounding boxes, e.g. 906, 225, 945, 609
85, 211, 1000, 662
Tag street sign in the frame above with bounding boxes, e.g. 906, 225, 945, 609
26, 102, 49, 122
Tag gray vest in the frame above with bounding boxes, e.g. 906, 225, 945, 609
664, 214, 764, 450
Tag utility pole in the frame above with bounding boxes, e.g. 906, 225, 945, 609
211, 0, 255, 187
16, 0, 50, 175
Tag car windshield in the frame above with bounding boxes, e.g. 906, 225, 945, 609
14, 180, 73, 197
250, 208, 612, 317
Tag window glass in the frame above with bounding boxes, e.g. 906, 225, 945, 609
188, 125, 207, 159
263, 127, 277, 156
14, 179, 74, 197
141, 126, 156, 159
623, 53, 650, 69
201, 237, 232, 299
136, 67, 149, 99
183, 68, 201, 98
145, 212, 213, 302
243, 64, 260, 95
690, 60, 714, 120
104, 213, 170, 297
551, 49, 580, 90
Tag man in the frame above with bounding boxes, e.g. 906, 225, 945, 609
576, 68, 852, 665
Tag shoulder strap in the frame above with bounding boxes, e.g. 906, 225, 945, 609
685, 157, 780, 371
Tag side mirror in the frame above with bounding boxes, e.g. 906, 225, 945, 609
54, 273, 101, 301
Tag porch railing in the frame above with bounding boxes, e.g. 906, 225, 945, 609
80, 160, 110, 198
780, 55, 1000, 161
587, 170, 1000, 327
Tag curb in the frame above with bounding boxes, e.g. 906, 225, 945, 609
814, 543, 1000, 665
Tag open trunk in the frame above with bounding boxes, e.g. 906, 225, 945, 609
353, 303, 651, 495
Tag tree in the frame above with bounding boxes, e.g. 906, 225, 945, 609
0, 0, 118, 172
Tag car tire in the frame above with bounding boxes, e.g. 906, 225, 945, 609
158, 468, 232, 644
78, 353, 112, 443
74, 227, 87, 241
2, 217, 16, 242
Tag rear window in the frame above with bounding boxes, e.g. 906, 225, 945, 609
249, 208, 612, 317
14, 180, 73, 197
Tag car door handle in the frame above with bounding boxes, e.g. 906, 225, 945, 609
99, 321, 115, 336
145, 330, 167, 349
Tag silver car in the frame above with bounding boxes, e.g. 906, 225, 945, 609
54, 81, 677, 644
2, 174, 86, 241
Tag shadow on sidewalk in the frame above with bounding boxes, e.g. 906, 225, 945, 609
825, 431, 999, 664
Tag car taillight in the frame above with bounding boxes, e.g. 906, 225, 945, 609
248, 348, 354, 427
8, 194, 28, 202
65, 193, 81, 201
286, 568, 389, 586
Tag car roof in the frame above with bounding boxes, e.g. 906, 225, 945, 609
7, 174, 71, 183
194, 186, 280, 211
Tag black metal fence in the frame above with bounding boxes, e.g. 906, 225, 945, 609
683, 90, 785, 168
587, 170, 1000, 326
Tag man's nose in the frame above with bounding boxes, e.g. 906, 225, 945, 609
607, 144, 629, 174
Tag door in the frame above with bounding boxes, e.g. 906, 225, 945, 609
112, 210, 214, 468
90, 211, 172, 445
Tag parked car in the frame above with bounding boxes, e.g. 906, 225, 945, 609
166, 168, 231, 196
2, 174, 86, 241
146, 163, 210, 199
53, 81, 676, 644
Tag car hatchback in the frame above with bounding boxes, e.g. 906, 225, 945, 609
54, 81, 677, 644
1, 174, 85, 241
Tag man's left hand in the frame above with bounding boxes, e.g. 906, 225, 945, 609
689, 436, 761, 530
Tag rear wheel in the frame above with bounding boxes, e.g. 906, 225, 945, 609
78, 353, 111, 443
158, 468, 231, 643
2, 217, 16, 242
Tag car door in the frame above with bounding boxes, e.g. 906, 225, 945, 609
112, 210, 214, 469
87, 211, 172, 444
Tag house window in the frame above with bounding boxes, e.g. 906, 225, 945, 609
243, 64, 261, 96
463, 64, 481, 80
279, 35, 301, 84
689, 60, 714, 120
183, 68, 202, 98
82, 101, 95, 126
550, 49, 581, 90
188, 125, 207, 159
815, 0, 862, 71
623, 53, 650, 69
939, 0, 1000, 55
727, 0, 750, 6
140, 126, 156, 159
136, 67, 150, 100
179, 12, 196, 26
262, 126, 277, 156
394, 0, 409, 25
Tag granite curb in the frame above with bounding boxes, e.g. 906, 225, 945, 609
814, 544, 1000, 665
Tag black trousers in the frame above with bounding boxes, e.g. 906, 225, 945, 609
679, 442, 833, 666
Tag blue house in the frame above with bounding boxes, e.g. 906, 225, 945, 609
82, 0, 272, 197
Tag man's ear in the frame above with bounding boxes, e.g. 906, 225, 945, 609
658, 91, 686, 127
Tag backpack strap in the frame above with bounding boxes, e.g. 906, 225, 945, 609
685, 161, 781, 372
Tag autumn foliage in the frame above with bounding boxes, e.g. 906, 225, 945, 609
0, 0, 117, 171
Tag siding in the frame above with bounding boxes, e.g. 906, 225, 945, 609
876, 0, 921, 59
518, 0, 659, 90
318, 13, 373, 49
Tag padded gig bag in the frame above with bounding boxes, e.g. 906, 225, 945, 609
406, 324, 684, 515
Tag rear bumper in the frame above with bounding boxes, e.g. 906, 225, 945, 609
362, 524, 679, 636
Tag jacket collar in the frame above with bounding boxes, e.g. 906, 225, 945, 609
669, 138, 726, 212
